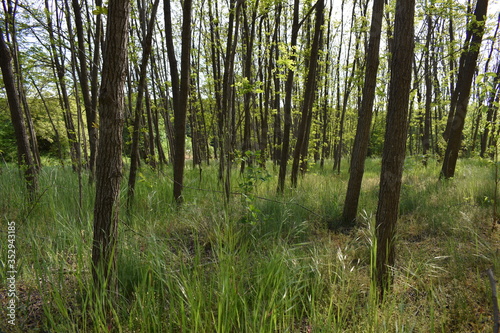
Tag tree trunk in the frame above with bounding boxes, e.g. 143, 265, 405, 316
91, 0, 129, 324
90, 0, 103, 180
127, 0, 160, 208
144, 89, 157, 168
31, 78, 64, 162
271, 4, 282, 165
240, 0, 259, 173
71, 0, 98, 176
341, 0, 384, 228
219, 0, 242, 201
480, 14, 500, 158
4, 0, 41, 171
290, 0, 324, 187
440, 0, 488, 179
481, 60, 500, 158
0, 27, 38, 199
45, 0, 82, 172
320, 6, 333, 169
277, 0, 299, 193
422, 14, 433, 166
374, 0, 415, 297
164, 0, 192, 203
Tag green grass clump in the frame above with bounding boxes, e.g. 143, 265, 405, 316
0, 157, 499, 332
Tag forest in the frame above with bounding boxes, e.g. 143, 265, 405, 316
0, 0, 500, 331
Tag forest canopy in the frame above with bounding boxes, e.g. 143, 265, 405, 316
0, 0, 498, 168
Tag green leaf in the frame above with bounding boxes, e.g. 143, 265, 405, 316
92, 6, 108, 15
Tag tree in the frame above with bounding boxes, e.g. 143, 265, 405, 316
240, 0, 259, 173
332, 0, 366, 175
277, 0, 300, 193
44, 0, 82, 172
71, 0, 99, 177
91, 0, 130, 321
164, 0, 192, 203
341, 0, 384, 228
480, 59, 500, 158
219, 0, 243, 201
3, 0, 41, 171
440, 0, 488, 179
0, 27, 38, 199
290, 0, 324, 187
422, 10, 433, 166
374, 0, 415, 297
127, 0, 161, 208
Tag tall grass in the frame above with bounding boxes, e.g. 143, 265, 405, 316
0, 157, 499, 332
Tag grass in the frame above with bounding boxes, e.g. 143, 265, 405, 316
0, 156, 499, 332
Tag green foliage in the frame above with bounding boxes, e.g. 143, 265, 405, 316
0, 104, 16, 161
368, 117, 385, 157
0, 97, 71, 161
236, 150, 271, 225
92, 6, 108, 15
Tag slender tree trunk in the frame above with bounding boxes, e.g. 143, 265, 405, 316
4, 0, 41, 171
144, 89, 156, 168
219, 0, 242, 201
240, 0, 259, 173
0, 27, 38, 199
31, 78, 64, 162
331, 0, 346, 173
341, 0, 384, 227
277, 0, 299, 193
71, 0, 98, 175
290, 0, 324, 187
150, 84, 168, 167
91, 0, 129, 323
164, 0, 192, 203
259, 16, 270, 168
207, 0, 223, 174
441, 0, 488, 179
320, 6, 333, 169
480, 14, 500, 158
374, 0, 415, 297
422, 14, 433, 166
45, 0, 81, 171
481, 60, 500, 158
89, 0, 103, 180
271, 4, 282, 164
127, 0, 160, 208
333, 0, 359, 174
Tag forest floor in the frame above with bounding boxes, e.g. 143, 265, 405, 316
0, 156, 499, 332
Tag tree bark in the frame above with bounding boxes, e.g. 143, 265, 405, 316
240, 0, 259, 173
277, 0, 299, 193
480, 14, 500, 158
341, 0, 384, 228
92, 0, 130, 318
440, 0, 488, 179
290, 0, 324, 187
219, 0, 242, 201
481, 60, 500, 158
164, 0, 192, 203
422, 14, 433, 165
375, 0, 415, 297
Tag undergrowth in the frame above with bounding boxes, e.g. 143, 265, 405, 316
0, 157, 499, 332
